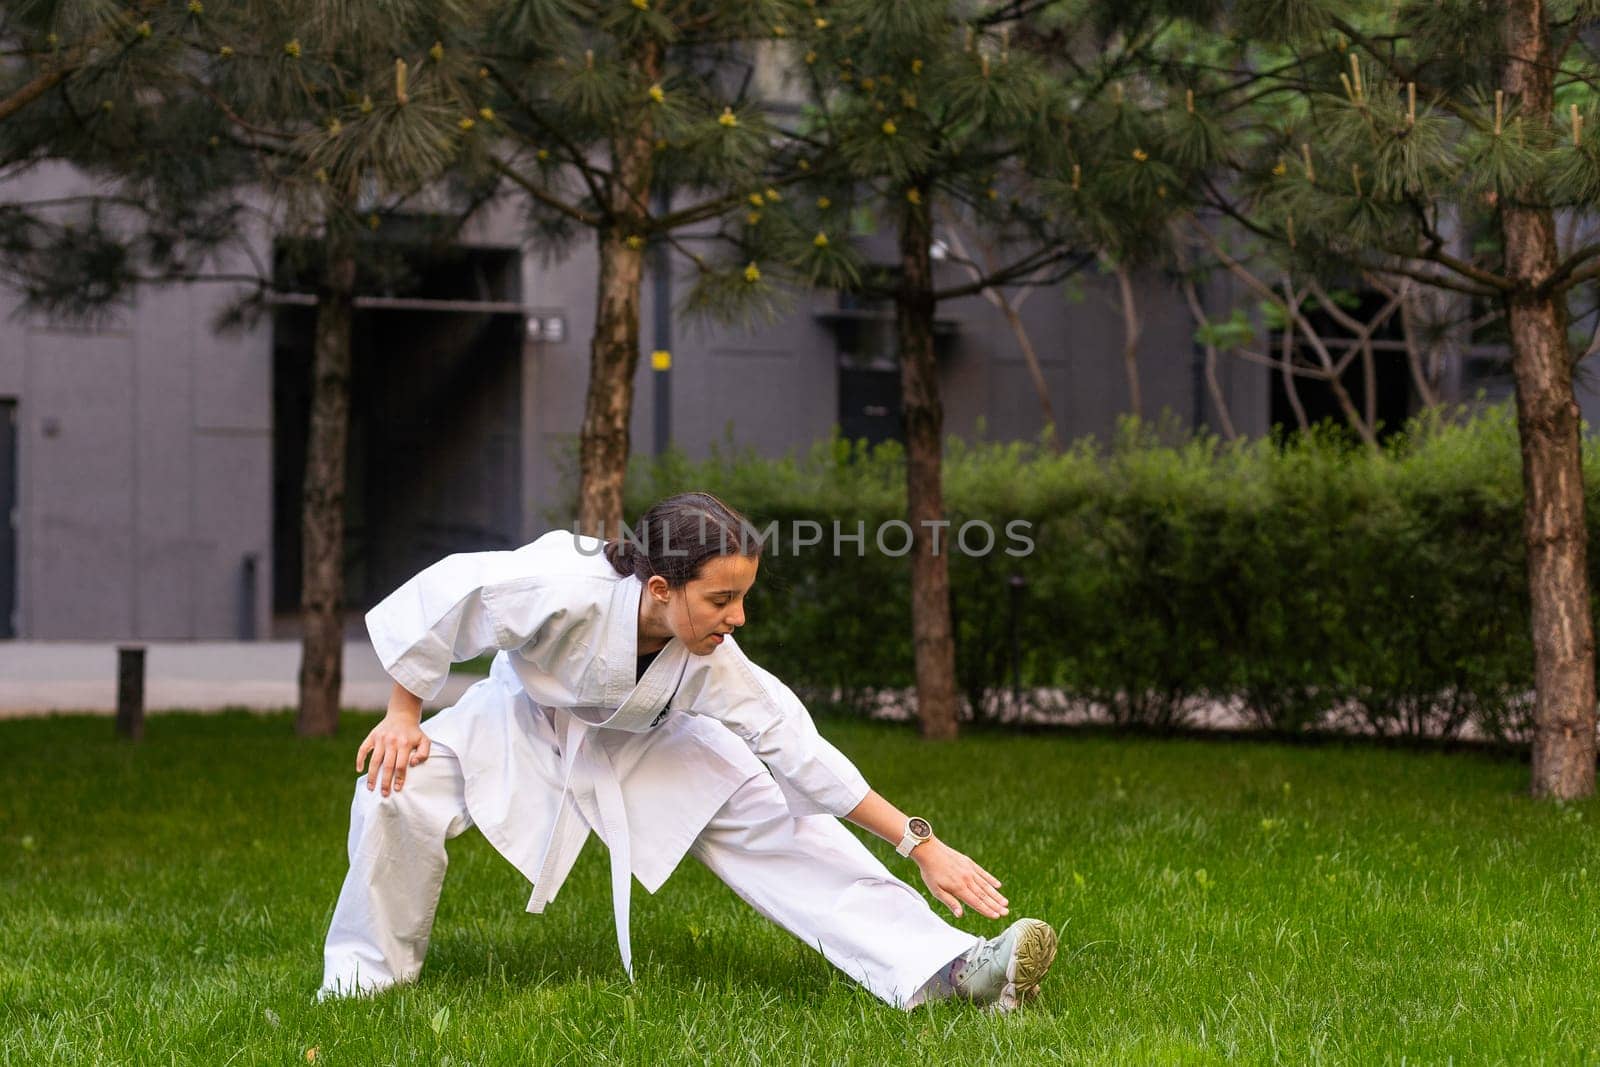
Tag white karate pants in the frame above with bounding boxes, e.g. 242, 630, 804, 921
320, 743, 979, 1008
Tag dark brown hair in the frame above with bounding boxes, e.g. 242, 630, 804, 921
603, 492, 764, 587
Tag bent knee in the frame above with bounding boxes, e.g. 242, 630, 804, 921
351, 779, 426, 822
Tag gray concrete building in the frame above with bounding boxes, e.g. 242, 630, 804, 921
15, 162, 1477, 642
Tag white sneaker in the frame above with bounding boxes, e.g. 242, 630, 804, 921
951, 918, 1058, 1012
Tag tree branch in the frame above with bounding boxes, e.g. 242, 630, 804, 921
491, 155, 602, 227
486, 63, 614, 222
651, 168, 813, 233
1349, 255, 1502, 297
931, 245, 1088, 302
1542, 240, 1600, 294
0, 62, 69, 124
1231, 345, 1334, 381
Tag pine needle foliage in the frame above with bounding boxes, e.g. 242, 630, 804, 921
468, 0, 816, 282
198, 0, 494, 218
1145, 1, 1600, 294
0, 0, 247, 314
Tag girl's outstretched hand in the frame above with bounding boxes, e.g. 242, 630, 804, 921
912, 839, 1009, 920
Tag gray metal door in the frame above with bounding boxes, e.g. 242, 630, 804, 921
0, 401, 15, 638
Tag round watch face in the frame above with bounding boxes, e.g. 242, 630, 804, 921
908, 817, 932, 839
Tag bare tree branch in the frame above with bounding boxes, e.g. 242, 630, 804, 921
1286, 277, 1378, 448
1102, 253, 1143, 419
941, 215, 1061, 448
1172, 230, 1238, 440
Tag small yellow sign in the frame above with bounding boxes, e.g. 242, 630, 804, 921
650, 350, 672, 371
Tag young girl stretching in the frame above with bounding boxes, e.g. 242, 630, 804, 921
321, 492, 1057, 1010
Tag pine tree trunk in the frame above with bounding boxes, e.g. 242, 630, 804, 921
897, 191, 959, 741
1501, 0, 1597, 798
296, 234, 356, 738
576, 42, 660, 538
577, 231, 647, 539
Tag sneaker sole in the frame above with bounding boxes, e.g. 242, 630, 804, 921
999, 919, 1058, 1011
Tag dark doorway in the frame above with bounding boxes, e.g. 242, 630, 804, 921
1268, 288, 1411, 441
272, 242, 524, 620
822, 290, 956, 448
0, 400, 14, 638
839, 364, 902, 445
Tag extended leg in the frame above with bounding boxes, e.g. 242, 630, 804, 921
319, 744, 473, 998
688, 773, 979, 1009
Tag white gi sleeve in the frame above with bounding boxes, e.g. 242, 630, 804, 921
364, 548, 577, 702
687, 638, 871, 818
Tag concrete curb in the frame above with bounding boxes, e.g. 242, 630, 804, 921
0, 641, 480, 717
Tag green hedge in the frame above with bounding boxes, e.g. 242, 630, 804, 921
625, 405, 1600, 740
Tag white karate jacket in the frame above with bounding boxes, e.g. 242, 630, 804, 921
364, 530, 872, 975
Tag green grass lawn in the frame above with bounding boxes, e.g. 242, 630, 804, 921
3, 714, 1599, 1065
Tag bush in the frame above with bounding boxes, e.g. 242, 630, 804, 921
623, 404, 1574, 740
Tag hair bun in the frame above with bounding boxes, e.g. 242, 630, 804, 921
603, 538, 639, 576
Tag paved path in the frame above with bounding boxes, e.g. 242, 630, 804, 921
0, 641, 480, 717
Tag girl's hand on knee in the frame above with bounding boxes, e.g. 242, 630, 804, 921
357, 684, 431, 796
912, 840, 1009, 920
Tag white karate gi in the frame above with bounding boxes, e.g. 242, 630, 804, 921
320, 531, 978, 1007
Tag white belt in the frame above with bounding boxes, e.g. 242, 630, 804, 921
522, 652, 687, 979
526, 712, 637, 978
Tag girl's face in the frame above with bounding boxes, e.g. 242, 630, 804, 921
654, 553, 759, 655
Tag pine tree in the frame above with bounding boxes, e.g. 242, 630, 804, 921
468, 0, 815, 536
1185, 0, 1600, 797
186, 0, 494, 735
799, 4, 1068, 740
729, 0, 1209, 738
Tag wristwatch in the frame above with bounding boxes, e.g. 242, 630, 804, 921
896, 816, 934, 857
